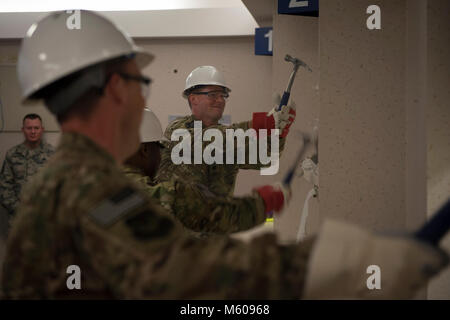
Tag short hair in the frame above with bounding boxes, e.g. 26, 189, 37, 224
23, 113, 42, 125
186, 85, 207, 109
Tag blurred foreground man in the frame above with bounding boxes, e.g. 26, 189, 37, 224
0, 113, 54, 217
2, 10, 447, 300
1, 10, 311, 299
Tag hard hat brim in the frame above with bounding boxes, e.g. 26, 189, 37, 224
133, 46, 154, 70
22, 47, 154, 103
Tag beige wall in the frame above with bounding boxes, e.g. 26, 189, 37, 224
0, 40, 59, 161
0, 37, 273, 170
0, 40, 18, 65
136, 37, 272, 130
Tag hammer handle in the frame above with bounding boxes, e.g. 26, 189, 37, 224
278, 91, 290, 111
282, 138, 309, 186
283, 168, 296, 186
414, 199, 450, 246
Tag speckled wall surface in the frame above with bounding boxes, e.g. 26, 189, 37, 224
405, 0, 427, 233
427, 0, 450, 300
320, 0, 407, 231
319, 0, 450, 298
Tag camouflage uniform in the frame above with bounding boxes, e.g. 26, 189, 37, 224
123, 166, 266, 236
0, 141, 54, 215
2, 132, 314, 299
156, 115, 286, 197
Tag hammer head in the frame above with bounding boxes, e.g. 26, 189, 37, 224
285, 54, 312, 72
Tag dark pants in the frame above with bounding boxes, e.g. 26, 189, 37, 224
0, 204, 9, 288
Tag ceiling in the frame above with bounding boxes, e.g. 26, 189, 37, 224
241, 0, 274, 26
0, 0, 261, 38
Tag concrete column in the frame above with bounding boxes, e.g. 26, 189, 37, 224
405, 0, 427, 232
319, 0, 408, 231
427, 0, 450, 300
319, 0, 450, 298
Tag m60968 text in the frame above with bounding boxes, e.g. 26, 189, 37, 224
224, 304, 269, 315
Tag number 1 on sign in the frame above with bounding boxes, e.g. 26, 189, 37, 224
264, 29, 273, 53
289, 0, 309, 8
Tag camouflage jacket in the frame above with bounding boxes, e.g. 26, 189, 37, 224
0, 141, 54, 215
156, 115, 286, 197
123, 166, 266, 236
2, 132, 313, 299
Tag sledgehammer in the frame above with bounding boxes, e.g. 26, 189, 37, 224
415, 199, 450, 246
278, 54, 312, 111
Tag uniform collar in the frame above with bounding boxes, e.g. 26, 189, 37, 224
187, 114, 221, 129
185, 114, 197, 128
17, 140, 45, 155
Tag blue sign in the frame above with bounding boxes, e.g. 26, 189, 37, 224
278, 0, 319, 16
255, 27, 273, 56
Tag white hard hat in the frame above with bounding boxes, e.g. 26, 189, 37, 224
183, 66, 231, 98
140, 108, 164, 143
18, 10, 154, 101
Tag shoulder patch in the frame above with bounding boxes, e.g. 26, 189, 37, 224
89, 187, 147, 227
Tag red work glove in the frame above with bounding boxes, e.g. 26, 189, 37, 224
254, 183, 291, 215
252, 95, 296, 138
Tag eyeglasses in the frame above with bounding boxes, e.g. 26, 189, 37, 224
118, 73, 152, 99
192, 90, 229, 100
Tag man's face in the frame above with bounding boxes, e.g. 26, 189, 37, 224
22, 118, 43, 144
189, 85, 227, 125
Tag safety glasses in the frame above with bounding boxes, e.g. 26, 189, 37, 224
118, 73, 152, 99
192, 90, 229, 100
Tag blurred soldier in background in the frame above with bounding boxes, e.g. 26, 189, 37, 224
0, 113, 54, 217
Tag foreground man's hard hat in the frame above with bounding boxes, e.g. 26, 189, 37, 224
18, 10, 154, 101
183, 65, 231, 98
